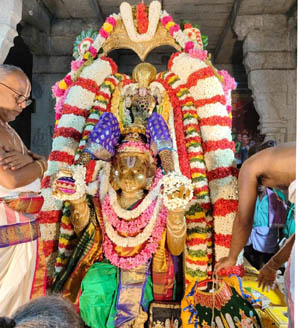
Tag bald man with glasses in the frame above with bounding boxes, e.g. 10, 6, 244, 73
0, 65, 47, 315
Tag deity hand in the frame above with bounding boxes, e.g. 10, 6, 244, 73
52, 168, 76, 200
51, 165, 86, 202
52, 167, 89, 234
167, 185, 191, 205
162, 172, 193, 212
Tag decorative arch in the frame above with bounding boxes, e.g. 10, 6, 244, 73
102, 19, 181, 61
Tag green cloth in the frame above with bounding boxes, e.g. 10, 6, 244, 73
141, 275, 154, 311
80, 261, 119, 328
193, 287, 261, 327
283, 202, 295, 238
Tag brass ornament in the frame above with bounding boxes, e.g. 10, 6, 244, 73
132, 62, 157, 88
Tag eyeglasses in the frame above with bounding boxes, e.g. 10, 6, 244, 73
0, 82, 32, 107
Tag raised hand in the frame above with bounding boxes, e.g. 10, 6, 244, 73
52, 168, 77, 200
167, 185, 191, 201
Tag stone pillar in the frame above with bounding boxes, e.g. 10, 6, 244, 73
234, 13, 297, 143
0, 0, 22, 64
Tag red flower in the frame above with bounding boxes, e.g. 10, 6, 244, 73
207, 166, 239, 181
41, 175, 51, 189
200, 116, 232, 127
195, 95, 226, 108
184, 23, 193, 29
213, 199, 238, 217
217, 265, 245, 277
214, 233, 232, 248
73, 77, 99, 94
168, 52, 181, 71
49, 151, 74, 165
62, 104, 90, 118
136, 3, 149, 34
53, 127, 82, 142
202, 139, 235, 153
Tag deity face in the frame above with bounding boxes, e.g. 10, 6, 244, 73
112, 152, 153, 193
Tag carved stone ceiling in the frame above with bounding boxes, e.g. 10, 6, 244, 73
21, 0, 296, 64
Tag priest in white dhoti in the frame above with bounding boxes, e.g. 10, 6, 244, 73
0, 65, 47, 315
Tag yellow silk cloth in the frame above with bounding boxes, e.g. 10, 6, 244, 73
152, 229, 174, 300
62, 225, 103, 306
115, 264, 149, 327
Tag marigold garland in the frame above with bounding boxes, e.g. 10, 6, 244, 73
156, 71, 212, 285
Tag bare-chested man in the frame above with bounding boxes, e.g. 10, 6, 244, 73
0, 65, 47, 315
215, 142, 295, 273
214, 142, 296, 327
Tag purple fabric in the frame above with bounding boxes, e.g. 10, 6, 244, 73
249, 226, 278, 253
0, 220, 40, 248
267, 189, 287, 227
86, 112, 120, 159
115, 264, 150, 327
146, 112, 173, 155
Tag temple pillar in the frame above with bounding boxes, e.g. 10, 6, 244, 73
233, 12, 297, 143
0, 0, 22, 64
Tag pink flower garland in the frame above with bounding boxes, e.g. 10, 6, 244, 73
102, 205, 168, 270
102, 196, 157, 234
219, 70, 237, 95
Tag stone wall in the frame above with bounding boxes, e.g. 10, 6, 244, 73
21, 15, 102, 156
234, 10, 297, 143
31, 55, 71, 156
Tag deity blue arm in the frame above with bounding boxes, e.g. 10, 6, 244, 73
146, 112, 173, 156
85, 112, 121, 160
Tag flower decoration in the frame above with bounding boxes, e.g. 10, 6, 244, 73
73, 29, 98, 59
162, 172, 193, 211
121, 1, 161, 42
40, 1, 238, 288
136, 2, 149, 34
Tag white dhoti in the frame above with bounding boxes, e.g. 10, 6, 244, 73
0, 179, 43, 316
0, 240, 38, 316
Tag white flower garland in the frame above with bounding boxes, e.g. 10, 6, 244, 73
120, 1, 161, 42
161, 172, 193, 211
103, 196, 163, 247
107, 181, 162, 219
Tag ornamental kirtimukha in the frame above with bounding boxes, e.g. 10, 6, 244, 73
37, 1, 243, 327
